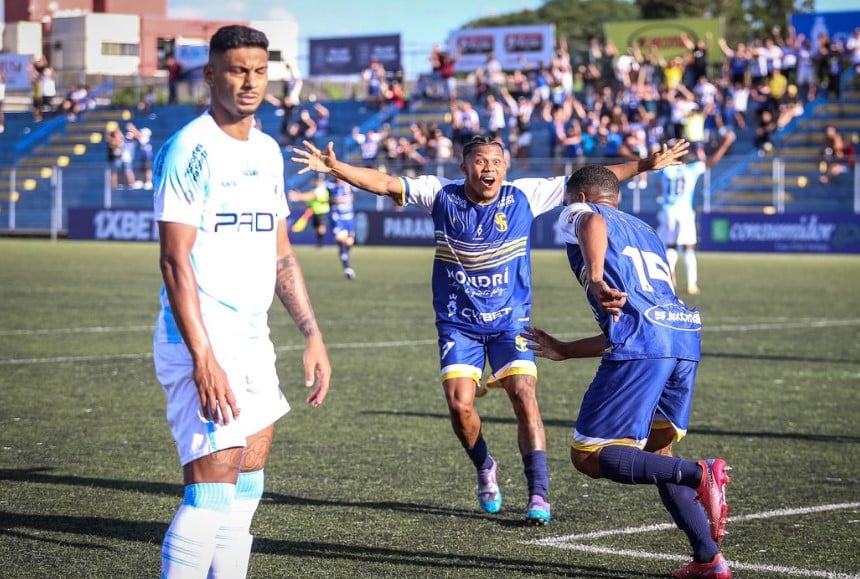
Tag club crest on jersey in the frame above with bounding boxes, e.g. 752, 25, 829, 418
515, 334, 529, 352
494, 212, 508, 232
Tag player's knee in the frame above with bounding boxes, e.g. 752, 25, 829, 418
570, 448, 602, 479
644, 427, 676, 455
444, 386, 476, 418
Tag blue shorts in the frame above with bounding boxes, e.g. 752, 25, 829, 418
331, 215, 355, 241
437, 322, 536, 387
572, 357, 698, 451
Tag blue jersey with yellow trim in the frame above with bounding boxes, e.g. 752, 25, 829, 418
404, 175, 566, 333
559, 202, 701, 361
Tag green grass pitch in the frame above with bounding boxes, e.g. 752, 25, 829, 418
1, 239, 858, 578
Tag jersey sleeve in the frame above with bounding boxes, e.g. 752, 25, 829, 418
153, 133, 209, 226
402, 174, 455, 212
271, 147, 289, 220
557, 202, 595, 245
512, 175, 567, 216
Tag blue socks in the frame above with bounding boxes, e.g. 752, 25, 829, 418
466, 434, 493, 471
658, 482, 719, 563
598, 445, 702, 486
523, 450, 549, 499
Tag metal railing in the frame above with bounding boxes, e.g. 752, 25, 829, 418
1, 155, 857, 238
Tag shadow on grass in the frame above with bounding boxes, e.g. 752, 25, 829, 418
0, 467, 547, 527
361, 411, 860, 443
0, 509, 662, 578
703, 350, 859, 365
253, 537, 665, 578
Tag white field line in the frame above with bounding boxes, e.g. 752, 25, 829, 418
0, 339, 438, 365
525, 502, 860, 579
0, 318, 859, 366
0, 325, 154, 336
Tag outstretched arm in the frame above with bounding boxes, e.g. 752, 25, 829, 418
292, 140, 405, 206
606, 139, 690, 183
521, 326, 606, 360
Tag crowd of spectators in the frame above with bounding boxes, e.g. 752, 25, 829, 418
104, 120, 154, 190
350, 26, 856, 176
30, 55, 97, 123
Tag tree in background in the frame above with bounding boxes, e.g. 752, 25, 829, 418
463, 0, 816, 50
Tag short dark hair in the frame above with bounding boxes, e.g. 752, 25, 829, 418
209, 25, 269, 55
564, 164, 619, 205
462, 134, 505, 160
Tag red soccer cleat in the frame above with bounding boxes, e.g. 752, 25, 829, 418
696, 458, 731, 544
672, 553, 732, 578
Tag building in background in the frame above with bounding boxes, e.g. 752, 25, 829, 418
1, 0, 298, 86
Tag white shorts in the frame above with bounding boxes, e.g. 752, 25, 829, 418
154, 337, 291, 466
657, 207, 698, 247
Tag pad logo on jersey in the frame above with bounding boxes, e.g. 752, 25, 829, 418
644, 304, 702, 332
494, 212, 508, 233
214, 212, 275, 232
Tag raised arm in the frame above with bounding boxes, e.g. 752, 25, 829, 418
706, 130, 736, 169
606, 138, 690, 182
292, 140, 405, 205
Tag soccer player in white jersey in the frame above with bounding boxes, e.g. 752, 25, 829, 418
291, 134, 689, 525
522, 164, 731, 578
152, 25, 331, 579
656, 130, 735, 295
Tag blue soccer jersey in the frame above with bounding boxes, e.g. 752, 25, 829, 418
403, 175, 566, 334
558, 202, 701, 361
328, 180, 355, 236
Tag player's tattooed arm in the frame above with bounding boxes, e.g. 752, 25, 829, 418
275, 249, 321, 339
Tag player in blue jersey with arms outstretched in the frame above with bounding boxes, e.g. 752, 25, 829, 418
656, 130, 735, 295
522, 164, 731, 578
292, 134, 688, 525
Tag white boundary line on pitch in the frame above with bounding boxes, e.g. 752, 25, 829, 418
524, 502, 860, 579
1, 318, 859, 338
0, 339, 439, 365
2, 317, 860, 365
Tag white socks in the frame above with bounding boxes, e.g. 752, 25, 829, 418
162, 483, 235, 579
208, 470, 265, 579
683, 249, 698, 289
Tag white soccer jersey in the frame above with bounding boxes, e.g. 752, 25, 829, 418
658, 162, 706, 212
153, 112, 289, 343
